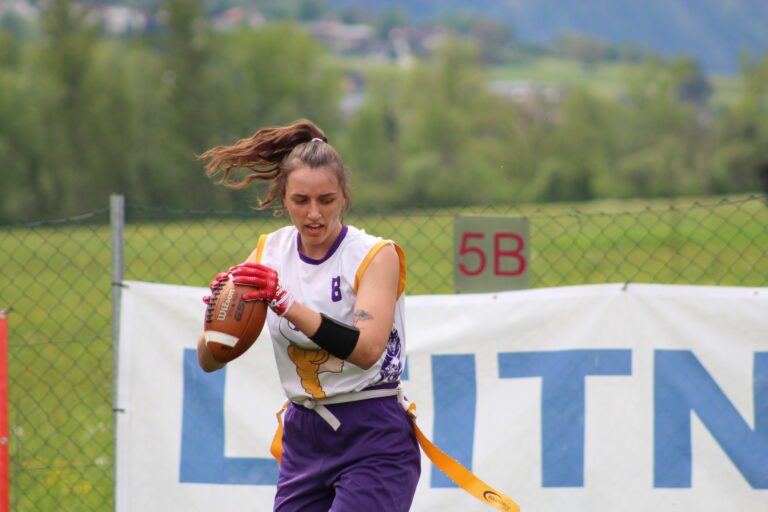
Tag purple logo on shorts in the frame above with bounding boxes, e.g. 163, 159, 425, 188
379, 328, 403, 382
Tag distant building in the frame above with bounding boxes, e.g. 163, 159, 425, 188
88, 5, 148, 34
489, 80, 564, 103
211, 6, 265, 31
0, 0, 37, 22
388, 26, 448, 56
340, 71, 367, 119
306, 20, 375, 54
490, 80, 565, 124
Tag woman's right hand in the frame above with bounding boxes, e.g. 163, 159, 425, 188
230, 263, 296, 317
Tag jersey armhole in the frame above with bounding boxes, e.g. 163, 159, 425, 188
353, 241, 406, 298
245, 234, 269, 264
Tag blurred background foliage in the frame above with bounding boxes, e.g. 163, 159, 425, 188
0, 0, 767, 223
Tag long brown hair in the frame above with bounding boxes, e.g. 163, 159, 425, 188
199, 119, 351, 211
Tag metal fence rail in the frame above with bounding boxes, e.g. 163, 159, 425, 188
0, 195, 765, 511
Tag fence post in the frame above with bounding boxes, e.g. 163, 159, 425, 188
110, 194, 125, 508
0, 309, 8, 512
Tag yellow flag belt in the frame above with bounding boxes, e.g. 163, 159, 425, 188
269, 398, 521, 512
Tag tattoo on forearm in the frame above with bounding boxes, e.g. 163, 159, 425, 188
353, 309, 374, 326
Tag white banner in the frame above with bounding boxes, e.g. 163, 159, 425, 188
117, 282, 768, 512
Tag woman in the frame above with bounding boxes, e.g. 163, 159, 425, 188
195, 119, 420, 511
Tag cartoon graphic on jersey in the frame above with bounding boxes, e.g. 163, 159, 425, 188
287, 343, 344, 399
379, 327, 403, 382
278, 316, 316, 349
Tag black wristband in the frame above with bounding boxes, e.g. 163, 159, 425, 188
309, 313, 360, 360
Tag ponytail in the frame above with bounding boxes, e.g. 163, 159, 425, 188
199, 119, 348, 210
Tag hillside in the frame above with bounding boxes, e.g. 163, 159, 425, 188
329, 0, 768, 74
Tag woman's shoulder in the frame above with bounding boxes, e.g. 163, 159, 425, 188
341, 224, 404, 271
246, 225, 296, 263
343, 225, 403, 258
343, 226, 406, 296
263, 225, 297, 246
343, 225, 391, 246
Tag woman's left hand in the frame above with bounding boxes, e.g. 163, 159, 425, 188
230, 263, 295, 316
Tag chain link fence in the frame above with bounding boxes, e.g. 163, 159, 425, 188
0, 195, 766, 511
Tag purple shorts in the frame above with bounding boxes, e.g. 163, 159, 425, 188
274, 385, 421, 511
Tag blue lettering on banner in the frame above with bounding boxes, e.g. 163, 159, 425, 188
498, 349, 632, 487
179, 349, 278, 485
654, 350, 768, 489
431, 354, 477, 488
178, 347, 767, 491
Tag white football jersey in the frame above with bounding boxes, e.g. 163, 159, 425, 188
246, 224, 407, 401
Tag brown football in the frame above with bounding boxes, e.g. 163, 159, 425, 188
203, 276, 267, 363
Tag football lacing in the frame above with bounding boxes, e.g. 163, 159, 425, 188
204, 280, 225, 324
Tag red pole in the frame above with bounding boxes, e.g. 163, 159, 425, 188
0, 310, 8, 512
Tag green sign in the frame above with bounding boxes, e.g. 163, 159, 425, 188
454, 215, 530, 293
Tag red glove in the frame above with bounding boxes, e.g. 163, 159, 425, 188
202, 269, 233, 304
230, 263, 295, 317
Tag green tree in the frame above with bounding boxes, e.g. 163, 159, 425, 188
213, 23, 341, 137
398, 38, 513, 207
34, 0, 99, 216
161, 0, 221, 208
77, 39, 185, 206
534, 87, 618, 201
612, 58, 704, 197
709, 52, 768, 194
342, 68, 403, 208
0, 35, 46, 221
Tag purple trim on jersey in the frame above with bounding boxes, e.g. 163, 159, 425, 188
296, 225, 348, 265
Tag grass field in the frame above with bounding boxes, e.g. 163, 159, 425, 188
489, 57, 636, 99
0, 195, 766, 510
490, 57, 742, 108
341, 54, 742, 108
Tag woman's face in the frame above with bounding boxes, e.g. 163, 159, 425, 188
284, 165, 346, 257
